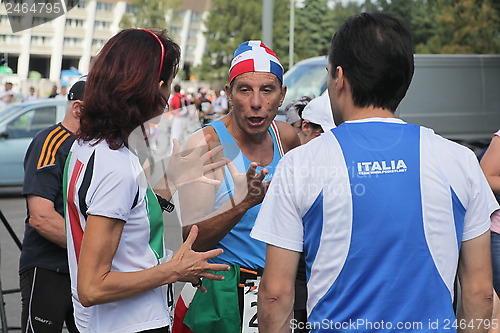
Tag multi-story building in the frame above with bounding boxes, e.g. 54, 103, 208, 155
0, 0, 209, 95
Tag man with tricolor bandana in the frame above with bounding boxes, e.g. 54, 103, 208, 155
252, 12, 498, 333
173, 41, 301, 333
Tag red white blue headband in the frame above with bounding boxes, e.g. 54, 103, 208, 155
229, 40, 283, 83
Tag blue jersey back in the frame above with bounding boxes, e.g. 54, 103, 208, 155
306, 121, 457, 332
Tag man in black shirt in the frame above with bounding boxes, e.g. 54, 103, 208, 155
19, 77, 86, 333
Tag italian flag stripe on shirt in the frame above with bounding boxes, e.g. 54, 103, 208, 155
63, 151, 85, 262
145, 187, 164, 262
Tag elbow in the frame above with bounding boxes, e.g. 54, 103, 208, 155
77, 287, 97, 307
28, 216, 43, 230
461, 283, 493, 308
77, 283, 103, 307
79, 298, 94, 308
260, 278, 294, 305
78, 295, 93, 308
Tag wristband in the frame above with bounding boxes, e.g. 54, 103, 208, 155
156, 194, 175, 213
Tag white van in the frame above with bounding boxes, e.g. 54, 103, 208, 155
0, 99, 67, 186
280, 54, 500, 150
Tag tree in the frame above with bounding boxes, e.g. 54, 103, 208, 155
197, 0, 290, 82
119, 0, 182, 30
361, 0, 500, 54
420, 0, 500, 54
360, 0, 438, 50
288, 0, 362, 63
294, 0, 333, 60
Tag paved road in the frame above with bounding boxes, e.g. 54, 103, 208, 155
0, 187, 24, 332
0, 186, 185, 332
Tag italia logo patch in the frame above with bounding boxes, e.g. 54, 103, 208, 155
357, 159, 407, 175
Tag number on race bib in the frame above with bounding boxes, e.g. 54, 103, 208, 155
242, 278, 260, 333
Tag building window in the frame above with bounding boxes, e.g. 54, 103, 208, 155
0, 34, 21, 43
96, 2, 113, 11
92, 39, 106, 48
31, 35, 52, 45
66, 18, 84, 28
32, 16, 51, 25
94, 20, 111, 29
3, 15, 21, 24
64, 37, 83, 46
66, 0, 86, 8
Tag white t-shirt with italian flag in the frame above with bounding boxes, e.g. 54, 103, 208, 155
64, 139, 171, 333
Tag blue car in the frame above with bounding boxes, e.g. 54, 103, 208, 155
0, 99, 67, 186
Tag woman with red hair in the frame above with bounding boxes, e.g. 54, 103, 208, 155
64, 29, 228, 333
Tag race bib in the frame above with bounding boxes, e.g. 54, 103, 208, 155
242, 278, 260, 333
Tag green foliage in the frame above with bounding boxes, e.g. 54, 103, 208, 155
294, 0, 333, 60
197, 0, 361, 82
197, 0, 291, 82
119, 0, 182, 30
196, 0, 500, 82
361, 0, 500, 54
361, 0, 438, 50
422, 0, 500, 54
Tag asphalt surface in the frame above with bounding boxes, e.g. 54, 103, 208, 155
0, 186, 185, 332
0, 187, 24, 332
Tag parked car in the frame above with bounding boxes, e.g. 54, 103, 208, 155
279, 54, 500, 151
275, 56, 329, 122
280, 56, 328, 117
0, 99, 67, 186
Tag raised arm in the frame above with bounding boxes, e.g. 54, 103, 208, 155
178, 128, 269, 251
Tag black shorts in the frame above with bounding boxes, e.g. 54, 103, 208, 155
20, 267, 79, 333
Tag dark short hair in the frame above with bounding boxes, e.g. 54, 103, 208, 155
328, 12, 414, 112
174, 84, 181, 93
79, 29, 181, 149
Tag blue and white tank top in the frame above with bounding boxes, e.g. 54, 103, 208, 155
207, 120, 282, 269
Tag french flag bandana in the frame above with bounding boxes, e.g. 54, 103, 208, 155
229, 40, 284, 83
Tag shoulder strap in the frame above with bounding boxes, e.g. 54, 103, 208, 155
270, 121, 285, 158
206, 120, 238, 147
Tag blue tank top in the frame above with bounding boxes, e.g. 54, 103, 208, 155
207, 120, 282, 269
